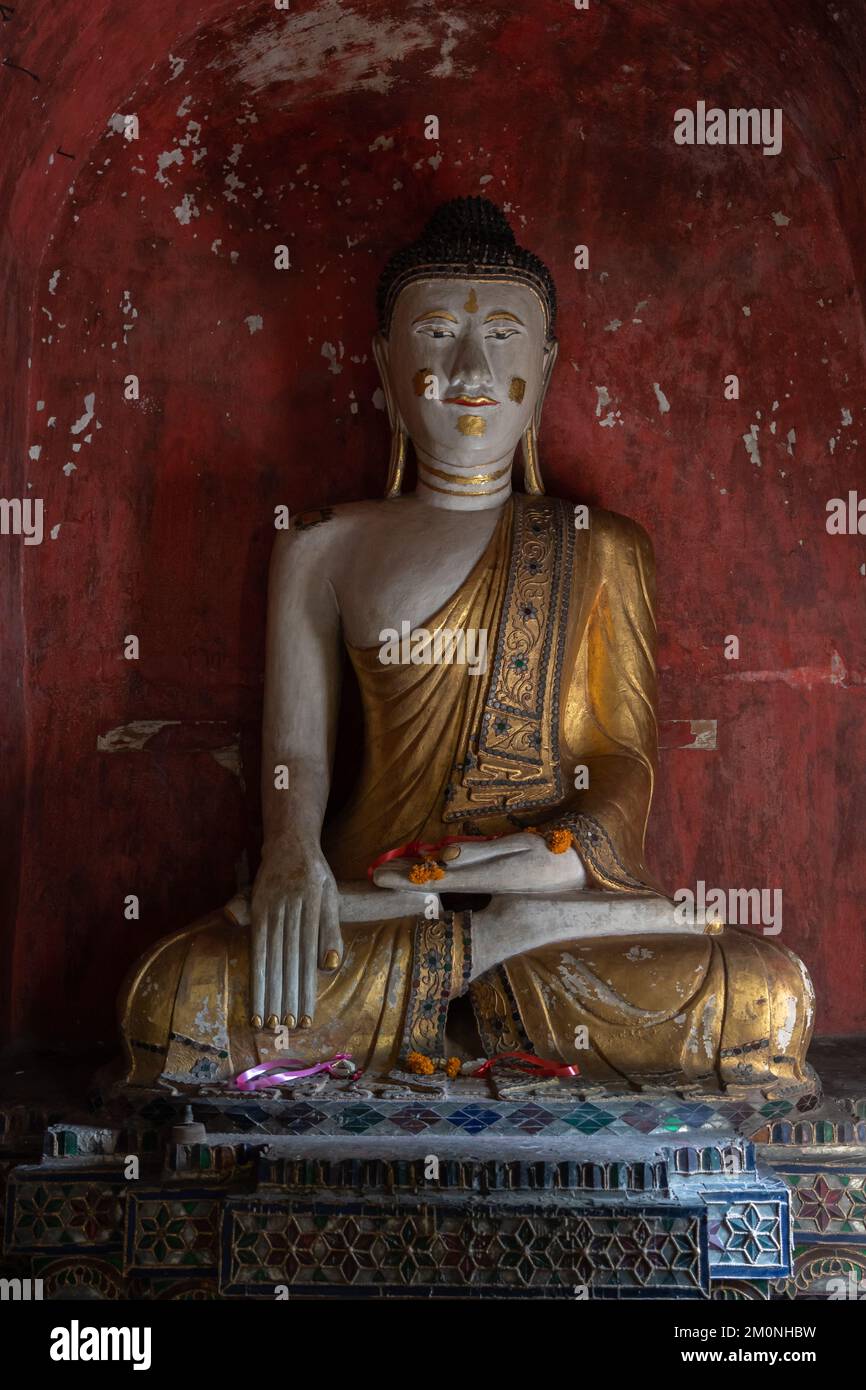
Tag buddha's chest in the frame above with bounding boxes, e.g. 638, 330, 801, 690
337, 505, 503, 647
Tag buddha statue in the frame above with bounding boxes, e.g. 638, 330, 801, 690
119, 198, 815, 1097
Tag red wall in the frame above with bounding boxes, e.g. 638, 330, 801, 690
2, 0, 865, 1045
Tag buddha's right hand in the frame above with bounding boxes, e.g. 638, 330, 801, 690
249, 842, 343, 1032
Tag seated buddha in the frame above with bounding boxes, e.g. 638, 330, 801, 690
119, 198, 815, 1097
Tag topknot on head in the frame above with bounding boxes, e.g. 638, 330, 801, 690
377, 196, 557, 336
421, 196, 517, 249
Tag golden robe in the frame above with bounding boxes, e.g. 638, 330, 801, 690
119, 497, 815, 1094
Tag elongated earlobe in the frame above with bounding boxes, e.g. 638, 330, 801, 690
385, 426, 407, 498
521, 421, 544, 494
522, 337, 557, 494
373, 331, 407, 498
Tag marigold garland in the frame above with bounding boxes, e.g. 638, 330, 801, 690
404, 1053, 463, 1078
545, 827, 574, 854
405, 1051, 436, 1075
407, 857, 446, 885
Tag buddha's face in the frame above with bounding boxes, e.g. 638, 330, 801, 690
376, 278, 556, 468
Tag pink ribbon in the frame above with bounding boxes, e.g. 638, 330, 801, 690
235, 1053, 356, 1089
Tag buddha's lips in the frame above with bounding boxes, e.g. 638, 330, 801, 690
443, 395, 499, 406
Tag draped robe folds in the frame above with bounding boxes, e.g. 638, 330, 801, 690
119, 497, 815, 1093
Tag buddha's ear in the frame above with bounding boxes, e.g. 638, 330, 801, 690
535, 337, 559, 429
372, 332, 406, 434
373, 332, 409, 498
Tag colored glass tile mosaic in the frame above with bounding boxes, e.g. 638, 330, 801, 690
221, 1199, 708, 1296
561, 1104, 617, 1135
8, 1176, 124, 1252
126, 1194, 220, 1273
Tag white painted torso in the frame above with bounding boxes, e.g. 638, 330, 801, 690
328, 495, 506, 646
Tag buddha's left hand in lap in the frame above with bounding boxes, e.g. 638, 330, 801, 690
372, 831, 587, 894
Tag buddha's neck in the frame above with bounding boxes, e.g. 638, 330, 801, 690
414, 446, 514, 512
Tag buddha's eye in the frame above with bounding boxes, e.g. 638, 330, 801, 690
485, 328, 520, 340
416, 326, 455, 339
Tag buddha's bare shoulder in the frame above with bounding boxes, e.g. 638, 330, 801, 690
271, 497, 410, 573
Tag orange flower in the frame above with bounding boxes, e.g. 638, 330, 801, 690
406, 1051, 436, 1076
408, 856, 446, 885
444, 1056, 462, 1079
546, 827, 573, 854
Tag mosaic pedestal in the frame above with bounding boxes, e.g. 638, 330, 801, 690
0, 1076, 818, 1300
3, 1043, 864, 1300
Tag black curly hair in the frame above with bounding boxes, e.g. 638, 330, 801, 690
377, 197, 557, 337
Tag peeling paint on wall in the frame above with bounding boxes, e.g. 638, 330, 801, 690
227, 0, 436, 101
722, 651, 859, 689
97, 721, 181, 752
742, 422, 761, 466
70, 393, 95, 435
660, 719, 718, 751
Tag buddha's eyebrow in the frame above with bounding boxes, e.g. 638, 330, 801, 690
483, 310, 525, 325
412, 310, 458, 324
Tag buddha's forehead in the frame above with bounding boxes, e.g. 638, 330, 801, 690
390, 277, 547, 335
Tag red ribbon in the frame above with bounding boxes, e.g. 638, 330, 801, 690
472, 1051, 580, 1079
368, 831, 508, 879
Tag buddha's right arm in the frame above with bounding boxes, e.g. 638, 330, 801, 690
260, 525, 341, 853
250, 522, 344, 1031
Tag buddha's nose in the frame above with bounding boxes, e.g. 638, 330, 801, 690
449, 330, 493, 392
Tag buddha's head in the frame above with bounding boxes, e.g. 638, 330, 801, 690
375, 199, 558, 496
